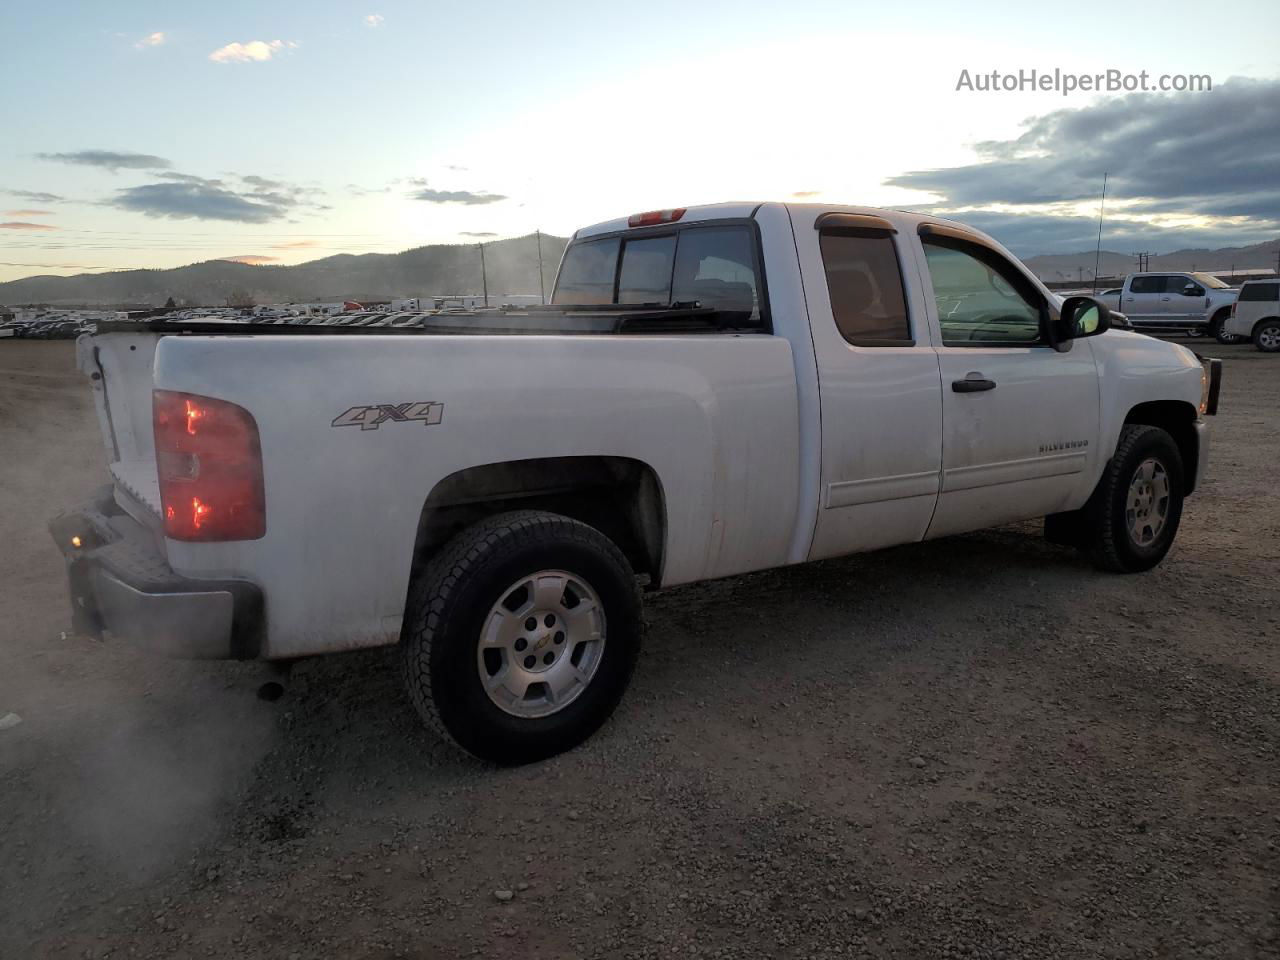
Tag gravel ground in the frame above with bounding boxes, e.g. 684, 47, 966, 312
1, 338, 1277, 960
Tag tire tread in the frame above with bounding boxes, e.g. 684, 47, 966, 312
400, 510, 639, 758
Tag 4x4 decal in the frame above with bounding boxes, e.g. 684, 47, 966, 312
332, 401, 444, 431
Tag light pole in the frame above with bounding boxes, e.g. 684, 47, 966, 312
536, 229, 546, 304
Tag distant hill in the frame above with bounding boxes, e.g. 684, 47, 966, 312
5, 230, 1276, 307
0, 233, 569, 307
1024, 238, 1280, 283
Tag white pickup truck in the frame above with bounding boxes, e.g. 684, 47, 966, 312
50, 202, 1222, 764
1105, 271, 1239, 341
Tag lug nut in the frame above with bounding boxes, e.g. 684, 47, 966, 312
554, 631, 565, 644
525, 617, 537, 631
523, 655, 536, 669
514, 638, 527, 652
543, 652, 554, 665
544, 614, 556, 627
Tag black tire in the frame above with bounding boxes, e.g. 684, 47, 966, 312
401, 510, 642, 765
1082, 424, 1185, 573
1254, 319, 1280, 353
1212, 310, 1241, 344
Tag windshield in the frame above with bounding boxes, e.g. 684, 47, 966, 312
1191, 272, 1229, 289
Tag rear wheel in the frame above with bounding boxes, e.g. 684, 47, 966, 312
1082, 424, 1185, 573
401, 510, 642, 764
1254, 319, 1280, 353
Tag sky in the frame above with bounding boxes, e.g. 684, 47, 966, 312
2, 0, 1278, 283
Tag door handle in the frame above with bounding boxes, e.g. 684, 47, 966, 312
1124, 297, 1134, 301
1160, 297, 1171, 301
952, 373, 996, 393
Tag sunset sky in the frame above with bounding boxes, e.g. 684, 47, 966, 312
2, 0, 1278, 283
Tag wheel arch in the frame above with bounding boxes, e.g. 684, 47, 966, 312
406, 456, 667, 600
1252, 315, 1280, 336
1121, 400, 1200, 493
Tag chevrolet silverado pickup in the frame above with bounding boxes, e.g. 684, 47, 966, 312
51, 202, 1223, 764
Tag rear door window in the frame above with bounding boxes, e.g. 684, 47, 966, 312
818, 230, 911, 345
1129, 276, 1162, 294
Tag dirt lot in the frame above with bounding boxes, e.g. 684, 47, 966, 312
1, 338, 1277, 960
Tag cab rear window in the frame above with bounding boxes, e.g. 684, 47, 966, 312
553, 223, 764, 325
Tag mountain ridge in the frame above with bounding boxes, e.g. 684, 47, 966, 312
3, 233, 1277, 307
0, 233, 569, 307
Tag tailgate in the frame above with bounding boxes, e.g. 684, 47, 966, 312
76, 332, 163, 520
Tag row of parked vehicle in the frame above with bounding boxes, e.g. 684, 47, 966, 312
0, 317, 97, 340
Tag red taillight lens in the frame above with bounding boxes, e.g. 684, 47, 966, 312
154, 390, 265, 541
627, 207, 686, 228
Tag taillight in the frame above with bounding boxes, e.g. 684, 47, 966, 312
627, 207, 686, 228
1230, 301, 1237, 316
154, 390, 265, 541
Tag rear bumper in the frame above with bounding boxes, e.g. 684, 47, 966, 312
48, 485, 263, 660
1223, 316, 1252, 338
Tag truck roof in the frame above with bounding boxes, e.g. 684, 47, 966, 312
573, 201, 999, 246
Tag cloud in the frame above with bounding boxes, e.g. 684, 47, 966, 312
5, 189, 66, 203
269, 240, 318, 250
406, 180, 507, 205
108, 172, 325, 223
460, 231, 498, 238
135, 32, 165, 49
0, 221, 56, 230
364, 14, 384, 27
36, 149, 171, 172
219, 255, 278, 265
886, 77, 1280, 253
208, 40, 296, 63
5, 209, 53, 216
790, 191, 821, 199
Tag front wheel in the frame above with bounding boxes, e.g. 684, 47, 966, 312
1254, 319, 1280, 353
401, 510, 642, 765
1082, 424, 1185, 573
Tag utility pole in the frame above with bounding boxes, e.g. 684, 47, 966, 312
1091, 172, 1107, 294
479, 242, 489, 308
536, 229, 546, 304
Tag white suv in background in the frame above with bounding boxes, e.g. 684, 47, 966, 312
1223, 279, 1280, 352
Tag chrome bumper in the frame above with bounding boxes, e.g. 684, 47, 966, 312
48, 486, 262, 660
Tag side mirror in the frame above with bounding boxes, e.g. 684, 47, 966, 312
1053, 295, 1112, 348
1183, 283, 1204, 297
